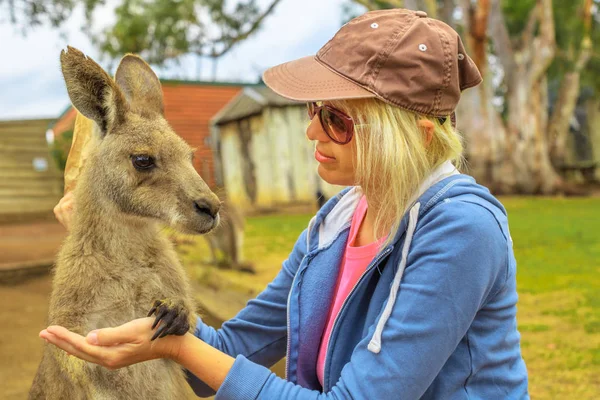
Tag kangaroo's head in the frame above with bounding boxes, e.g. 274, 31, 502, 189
60, 46, 220, 234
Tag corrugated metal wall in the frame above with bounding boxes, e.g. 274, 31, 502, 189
219, 105, 342, 212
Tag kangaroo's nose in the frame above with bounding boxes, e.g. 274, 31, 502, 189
194, 199, 220, 219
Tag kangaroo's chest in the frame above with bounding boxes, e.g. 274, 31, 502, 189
87, 250, 186, 328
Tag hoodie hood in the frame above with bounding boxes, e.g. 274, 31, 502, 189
308, 161, 507, 251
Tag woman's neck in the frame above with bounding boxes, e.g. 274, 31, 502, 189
354, 195, 379, 247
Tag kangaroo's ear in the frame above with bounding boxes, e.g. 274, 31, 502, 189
60, 46, 127, 137
114, 54, 164, 116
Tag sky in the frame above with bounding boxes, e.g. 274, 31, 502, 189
0, 0, 353, 120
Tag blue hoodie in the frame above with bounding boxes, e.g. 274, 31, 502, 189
187, 162, 529, 399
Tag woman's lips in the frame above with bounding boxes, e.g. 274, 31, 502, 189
315, 149, 336, 163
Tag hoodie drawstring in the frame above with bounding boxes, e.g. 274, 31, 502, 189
368, 202, 420, 354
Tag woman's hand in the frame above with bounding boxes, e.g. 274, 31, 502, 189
39, 317, 184, 370
53, 191, 75, 231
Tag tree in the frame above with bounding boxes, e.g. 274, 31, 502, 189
352, 0, 599, 193
487, 0, 598, 191
1, 0, 282, 65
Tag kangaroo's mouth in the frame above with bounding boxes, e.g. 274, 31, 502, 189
196, 214, 219, 234
176, 211, 219, 235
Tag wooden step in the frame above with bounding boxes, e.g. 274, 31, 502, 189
0, 159, 58, 169
0, 153, 60, 164
0, 169, 61, 179
0, 174, 61, 184
0, 144, 52, 153
0, 182, 62, 192
0, 136, 51, 146
0, 198, 60, 214
0, 179, 63, 193
0, 119, 54, 128
0, 187, 62, 198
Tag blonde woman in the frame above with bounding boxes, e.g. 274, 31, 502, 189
44, 9, 529, 399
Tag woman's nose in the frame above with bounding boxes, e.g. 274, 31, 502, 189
306, 115, 330, 142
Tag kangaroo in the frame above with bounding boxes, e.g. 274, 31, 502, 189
29, 47, 221, 399
204, 198, 254, 272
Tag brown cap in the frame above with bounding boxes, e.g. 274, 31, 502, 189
263, 9, 482, 118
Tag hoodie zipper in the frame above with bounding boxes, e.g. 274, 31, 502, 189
322, 246, 393, 392
285, 254, 309, 379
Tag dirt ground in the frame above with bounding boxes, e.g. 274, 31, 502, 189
0, 275, 52, 399
0, 221, 66, 265
0, 221, 67, 398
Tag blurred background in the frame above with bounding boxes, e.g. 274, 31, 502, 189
0, 0, 599, 398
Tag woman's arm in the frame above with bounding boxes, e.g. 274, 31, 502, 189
175, 332, 235, 391
193, 199, 511, 400
39, 317, 234, 390
184, 227, 308, 396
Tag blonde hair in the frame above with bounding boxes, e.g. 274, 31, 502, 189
329, 98, 465, 247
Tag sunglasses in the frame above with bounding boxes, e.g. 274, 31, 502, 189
307, 102, 355, 145
308, 102, 452, 145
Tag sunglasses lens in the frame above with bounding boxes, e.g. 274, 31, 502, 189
321, 108, 350, 143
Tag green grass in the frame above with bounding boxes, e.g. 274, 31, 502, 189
176, 196, 600, 399
502, 197, 600, 399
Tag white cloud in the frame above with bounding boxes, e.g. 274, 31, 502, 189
0, 0, 348, 120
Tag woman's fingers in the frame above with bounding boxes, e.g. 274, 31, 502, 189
41, 326, 131, 369
40, 329, 101, 365
40, 319, 165, 370
46, 326, 97, 354
88, 318, 154, 346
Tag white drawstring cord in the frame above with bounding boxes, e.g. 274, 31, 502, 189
368, 202, 420, 354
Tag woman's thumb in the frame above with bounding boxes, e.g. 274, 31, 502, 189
87, 327, 129, 346
86, 330, 101, 345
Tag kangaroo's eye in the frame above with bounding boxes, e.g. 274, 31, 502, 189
131, 155, 155, 171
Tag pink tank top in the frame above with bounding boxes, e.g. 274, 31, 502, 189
316, 196, 385, 387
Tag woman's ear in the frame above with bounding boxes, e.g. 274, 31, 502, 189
418, 119, 435, 147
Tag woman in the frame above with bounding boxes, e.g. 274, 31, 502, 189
44, 8, 529, 399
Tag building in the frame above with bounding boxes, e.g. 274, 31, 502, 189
211, 86, 341, 213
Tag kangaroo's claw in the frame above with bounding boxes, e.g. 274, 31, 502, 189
147, 299, 190, 341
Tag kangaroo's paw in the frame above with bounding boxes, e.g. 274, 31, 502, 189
147, 299, 190, 341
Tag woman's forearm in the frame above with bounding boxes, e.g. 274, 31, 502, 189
173, 332, 235, 392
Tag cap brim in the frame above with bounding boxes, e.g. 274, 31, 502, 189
263, 56, 376, 102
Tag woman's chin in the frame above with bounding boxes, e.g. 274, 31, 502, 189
317, 166, 354, 186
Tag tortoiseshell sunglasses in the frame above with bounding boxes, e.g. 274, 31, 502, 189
307, 102, 356, 145
308, 102, 450, 145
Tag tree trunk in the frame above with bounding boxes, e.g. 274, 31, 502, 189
548, 0, 593, 169
586, 97, 600, 181
440, 0, 455, 28
456, 78, 512, 192
489, 0, 560, 194
456, 0, 512, 192
548, 56, 591, 168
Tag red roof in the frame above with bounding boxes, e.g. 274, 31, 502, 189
52, 81, 246, 187
162, 82, 242, 187
51, 107, 78, 137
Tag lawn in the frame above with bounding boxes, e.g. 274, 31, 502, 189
178, 196, 600, 399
